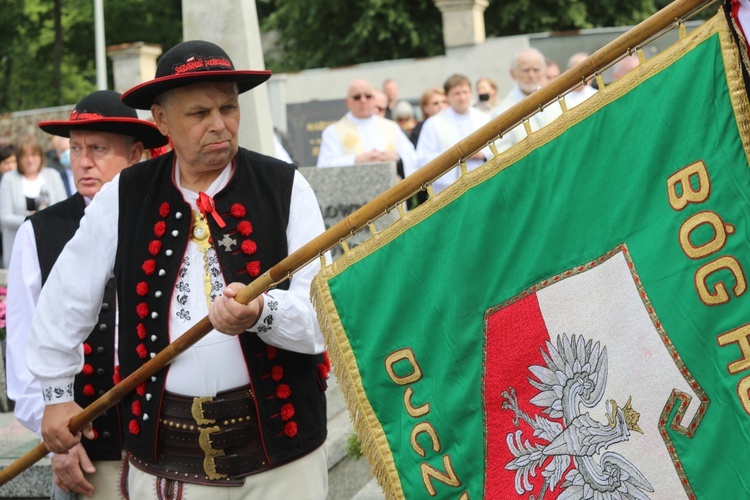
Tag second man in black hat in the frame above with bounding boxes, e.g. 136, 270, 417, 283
6, 89, 168, 499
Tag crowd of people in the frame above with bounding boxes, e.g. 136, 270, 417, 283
316, 47, 642, 201
0, 47, 644, 270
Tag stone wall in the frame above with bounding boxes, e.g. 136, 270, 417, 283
0, 106, 74, 150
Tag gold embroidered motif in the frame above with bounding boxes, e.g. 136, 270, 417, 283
191, 210, 213, 307
342, 134, 360, 150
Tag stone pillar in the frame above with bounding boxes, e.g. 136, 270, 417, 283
182, 0, 275, 156
433, 0, 488, 49
267, 74, 287, 134
107, 42, 163, 94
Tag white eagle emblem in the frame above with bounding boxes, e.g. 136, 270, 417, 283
502, 334, 654, 499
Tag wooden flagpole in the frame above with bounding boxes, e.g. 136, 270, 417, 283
0, 0, 716, 486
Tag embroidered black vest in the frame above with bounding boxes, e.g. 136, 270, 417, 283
115, 148, 327, 465
29, 193, 123, 460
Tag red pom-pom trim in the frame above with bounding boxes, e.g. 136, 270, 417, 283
323, 351, 331, 369
246, 261, 261, 277
142, 260, 156, 276
82, 364, 94, 376
129, 419, 140, 435
241, 239, 257, 255
83, 384, 95, 396
159, 202, 170, 218
154, 221, 166, 238
136, 344, 148, 359
276, 384, 291, 399
237, 220, 253, 236
271, 366, 283, 382
136, 302, 149, 319
317, 363, 330, 380
280, 403, 295, 421
136, 282, 149, 297
113, 367, 122, 385
83, 343, 92, 356
267, 346, 277, 360
230, 204, 246, 218
136, 323, 147, 339
136, 383, 146, 396
284, 421, 298, 437
131, 400, 142, 416
148, 240, 162, 256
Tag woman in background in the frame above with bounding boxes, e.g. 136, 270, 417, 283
474, 77, 498, 114
409, 87, 448, 147
0, 139, 17, 174
0, 135, 66, 267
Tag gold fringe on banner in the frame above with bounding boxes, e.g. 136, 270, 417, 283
310, 278, 405, 499
596, 74, 606, 90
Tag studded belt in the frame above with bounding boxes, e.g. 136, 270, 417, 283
129, 386, 272, 486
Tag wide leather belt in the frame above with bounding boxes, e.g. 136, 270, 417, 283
129, 386, 273, 486
159, 423, 258, 451
161, 387, 255, 425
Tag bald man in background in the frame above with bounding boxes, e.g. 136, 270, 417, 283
493, 48, 563, 152
317, 79, 416, 178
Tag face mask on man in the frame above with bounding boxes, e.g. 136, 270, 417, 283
60, 148, 71, 168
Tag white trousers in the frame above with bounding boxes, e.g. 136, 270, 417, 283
51, 459, 126, 500
127, 445, 328, 500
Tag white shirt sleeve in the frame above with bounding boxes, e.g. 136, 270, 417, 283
415, 116, 441, 169
249, 170, 327, 354
317, 124, 356, 167
396, 128, 418, 178
6, 221, 44, 434
0, 173, 27, 232
26, 179, 120, 405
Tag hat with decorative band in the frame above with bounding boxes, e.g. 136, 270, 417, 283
38, 90, 169, 149
120, 40, 272, 110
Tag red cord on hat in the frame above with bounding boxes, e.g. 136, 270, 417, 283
196, 192, 226, 228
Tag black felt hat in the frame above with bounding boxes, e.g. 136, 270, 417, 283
38, 90, 169, 149
120, 40, 272, 110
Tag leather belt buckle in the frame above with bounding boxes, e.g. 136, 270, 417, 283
191, 396, 216, 425
199, 426, 227, 480
203, 455, 228, 481
198, 426, 222, 456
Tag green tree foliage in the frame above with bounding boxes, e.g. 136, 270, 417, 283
258, 0, 444, 72
0, 0, 182, 114
0, 0, 703, 113
257, 0, 689, 73
484, 0, 663, 37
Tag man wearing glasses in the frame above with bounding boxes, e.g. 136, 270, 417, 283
6, 89, 168, 499
316, 79, 416, 178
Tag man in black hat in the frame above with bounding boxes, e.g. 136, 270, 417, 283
6, 89, 168, 499
27, 41, 330, 498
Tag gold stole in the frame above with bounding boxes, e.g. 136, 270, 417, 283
334, 116, 399, 156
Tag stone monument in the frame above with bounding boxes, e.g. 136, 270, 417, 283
299, 163, 402, 261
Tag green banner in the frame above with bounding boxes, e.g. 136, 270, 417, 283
314, 12, 750, 499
